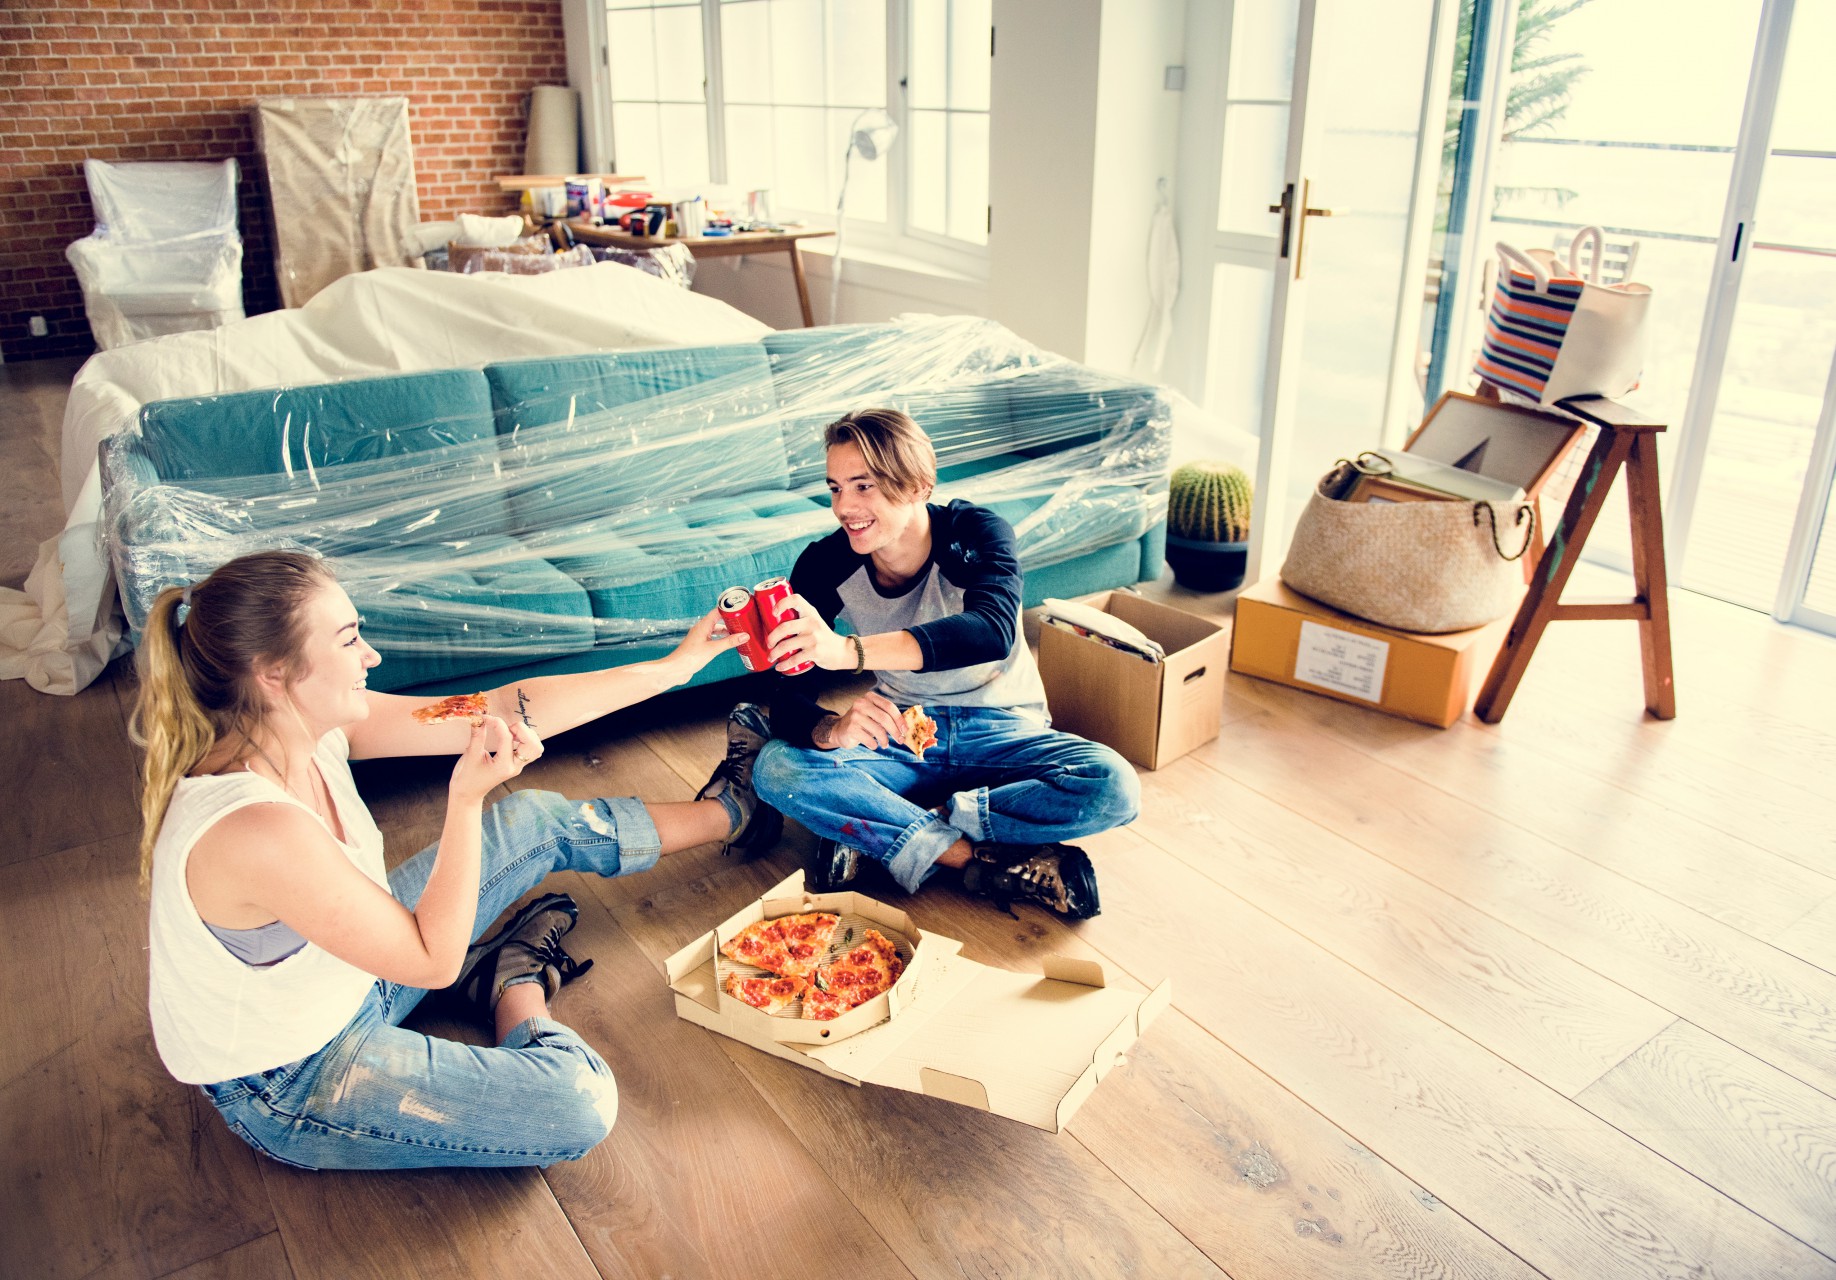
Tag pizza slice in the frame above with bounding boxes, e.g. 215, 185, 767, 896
803, 927, 905, 1019
800, 987, 853, 1021
773, 911, 841, 978
719, 917, 795, 975
723, 972, 809, 1015
901, 704, 939, 760
411, 691, 491, 725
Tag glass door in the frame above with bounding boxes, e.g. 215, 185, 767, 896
1168, 0, 1453, 580
1667, 0, 1836, 624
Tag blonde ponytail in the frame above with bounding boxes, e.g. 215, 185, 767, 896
127, 552, 335, 887
130, 587, 217, 885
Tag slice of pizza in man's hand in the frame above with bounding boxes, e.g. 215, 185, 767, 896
901, 704, 939, 760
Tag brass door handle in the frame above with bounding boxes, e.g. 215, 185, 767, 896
1293, 179, 1345, 279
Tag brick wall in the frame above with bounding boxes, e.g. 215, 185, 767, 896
0, 0, 569, 361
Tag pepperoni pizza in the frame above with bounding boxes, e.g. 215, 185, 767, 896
411, 692, 491, 725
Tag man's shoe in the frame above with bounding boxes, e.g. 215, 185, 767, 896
453, 892, 595, 1022
961, 842, 1101, 920
808, 837, 861, 893
697, 702, 782, 859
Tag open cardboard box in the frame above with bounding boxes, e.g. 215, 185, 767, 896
1037, 591, 1230, 770
665, 871, 1171, 1132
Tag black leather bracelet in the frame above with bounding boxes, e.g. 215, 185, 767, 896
849, 633, 866, 674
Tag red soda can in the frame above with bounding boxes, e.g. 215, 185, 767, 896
716, 586, 773, 673
753, 575, 814, 675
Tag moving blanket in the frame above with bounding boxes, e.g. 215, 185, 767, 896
2, 264, 769, 694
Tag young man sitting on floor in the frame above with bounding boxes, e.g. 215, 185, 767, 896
721, 407, 1139, 919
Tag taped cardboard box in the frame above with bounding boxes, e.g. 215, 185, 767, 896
1037, 592, 1229, 770
665, 872, 1171, 1132
1230, 577, 1512, 728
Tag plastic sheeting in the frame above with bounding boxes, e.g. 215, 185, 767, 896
256, 96, 421, 307
5, 262, 771, 696
65, 159, 246, 350
100, 316, 1176, 692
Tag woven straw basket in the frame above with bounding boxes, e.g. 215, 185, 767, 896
1281, 461, 1535, 634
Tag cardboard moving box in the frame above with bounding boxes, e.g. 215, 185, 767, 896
666, 872, 1171, 1132
1230, 577, 1512, 728
1037, 591, 1229, 770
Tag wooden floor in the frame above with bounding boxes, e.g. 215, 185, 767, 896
4, 357, 1835, 1279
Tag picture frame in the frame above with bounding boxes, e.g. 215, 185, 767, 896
1403, 392, 1586, 496
1345, 473, 1455, 505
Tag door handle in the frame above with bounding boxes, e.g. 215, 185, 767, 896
1293, 179, 1345, 279
1269, 183, 1295, 259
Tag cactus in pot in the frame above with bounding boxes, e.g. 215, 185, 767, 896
1164, 461, 1253, 591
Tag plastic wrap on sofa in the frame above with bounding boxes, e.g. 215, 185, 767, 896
102, 315, 1175, 690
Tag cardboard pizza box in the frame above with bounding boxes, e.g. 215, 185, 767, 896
664, 871, 1171, 1133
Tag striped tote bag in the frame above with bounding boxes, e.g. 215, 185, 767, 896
1475, 226, 1651, 406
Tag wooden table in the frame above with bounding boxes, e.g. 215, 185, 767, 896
559, 220, 836, 326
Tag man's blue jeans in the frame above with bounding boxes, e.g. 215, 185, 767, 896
752, 704, 1140, 892
201, 789, 660, 1171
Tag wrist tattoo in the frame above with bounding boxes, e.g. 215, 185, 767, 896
515, 687, 536, 729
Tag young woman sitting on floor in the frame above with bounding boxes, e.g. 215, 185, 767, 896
133, 550, 774, 1170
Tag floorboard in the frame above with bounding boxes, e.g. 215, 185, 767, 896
1577, 1020, 1836, 1262
1134, 752, 1673, 1095
918, 880, 1546, 1280
1194, 698, 1836, 1101
1078, 826, 1833, 1279
154, 1232, 295, 1280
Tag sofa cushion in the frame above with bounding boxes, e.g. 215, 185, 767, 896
486, 343, 790, 529
540, 490, 831, 638
333, 537, 596, 692
138, 369, 501, 481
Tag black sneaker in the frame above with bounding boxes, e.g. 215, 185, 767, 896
808, 837, 861, 893
453, 892, 595, 1022
962, 842, 1101, 920
697, 702, 782, 859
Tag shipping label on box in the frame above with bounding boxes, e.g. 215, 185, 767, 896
665, 872, 1171, 1132
1038, 591, 1230, 770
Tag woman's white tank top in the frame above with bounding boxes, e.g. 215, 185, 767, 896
147, 730, 389, 1085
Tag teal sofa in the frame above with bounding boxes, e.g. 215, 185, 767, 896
101, 317, 1171, 694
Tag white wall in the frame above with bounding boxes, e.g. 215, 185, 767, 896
662, 0, 1187, 359
1082, 0, 1187, 374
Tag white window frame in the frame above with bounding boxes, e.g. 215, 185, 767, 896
583, 0, 991, 278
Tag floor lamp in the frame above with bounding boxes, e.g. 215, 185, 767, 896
830, 108, 898, 325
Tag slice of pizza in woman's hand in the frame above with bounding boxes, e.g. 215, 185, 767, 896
901, 704, 939, 760
724, 972, 809, 1014
411, 692, 491, 725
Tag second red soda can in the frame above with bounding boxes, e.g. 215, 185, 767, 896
753, 576, 814, 675
716, 586, 773, 673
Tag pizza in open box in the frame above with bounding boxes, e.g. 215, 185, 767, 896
719, 911, 840, 979
802, 928, 905, 1020
724, 972, 809, 1014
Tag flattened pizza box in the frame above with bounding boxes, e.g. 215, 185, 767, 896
1229, 576, 1512, 729
1037, 591, 1229, 770
664, 871, 1171, 1133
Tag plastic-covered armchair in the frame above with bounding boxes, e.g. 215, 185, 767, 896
65, 159, 246, 349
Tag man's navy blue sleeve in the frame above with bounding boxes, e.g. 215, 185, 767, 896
907, 501, 1022, 671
